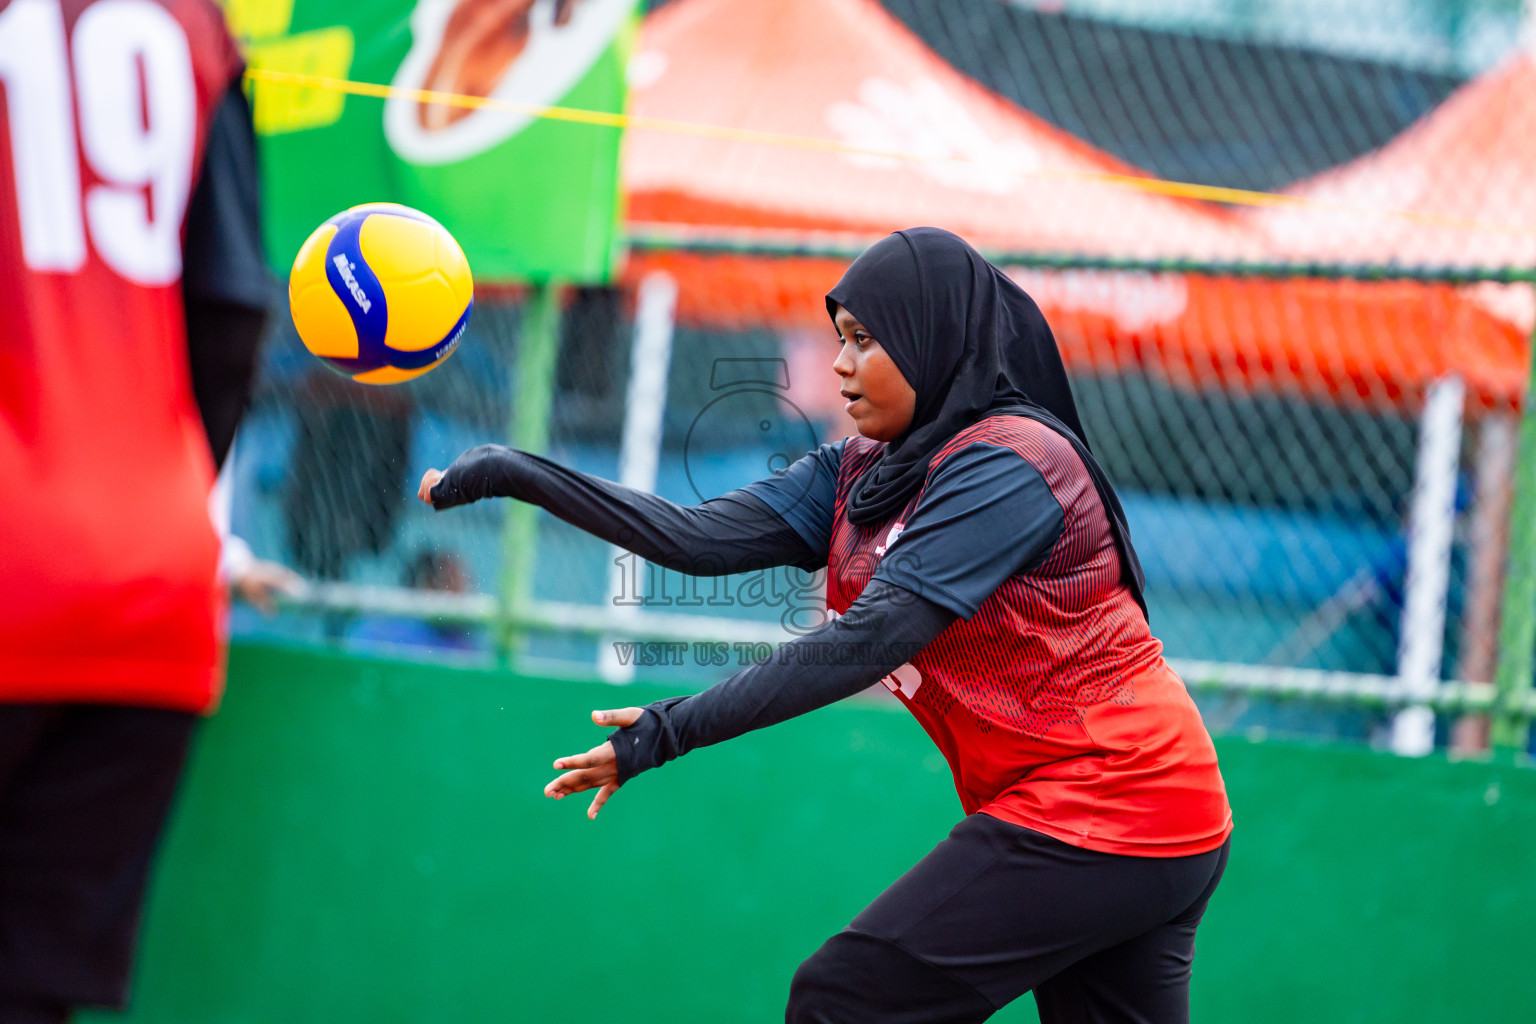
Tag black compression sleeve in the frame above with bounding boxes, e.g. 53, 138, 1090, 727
186, 302, 265, 470
430, 444, 821, 574
607, 579, 956, 782
183, 82, 268, 471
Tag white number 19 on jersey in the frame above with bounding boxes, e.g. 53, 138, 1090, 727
0, 0, 195, 284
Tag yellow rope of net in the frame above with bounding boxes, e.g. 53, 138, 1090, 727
244, 67, 1536, 243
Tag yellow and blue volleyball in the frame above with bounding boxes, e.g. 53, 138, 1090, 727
288, 203, 473, 384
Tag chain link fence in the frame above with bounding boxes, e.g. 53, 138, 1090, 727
227, 0, 1536, 751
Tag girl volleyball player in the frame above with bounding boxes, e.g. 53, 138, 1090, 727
419, 228, 1232, 1023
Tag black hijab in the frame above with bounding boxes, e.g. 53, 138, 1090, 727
826, 227, 1148, 618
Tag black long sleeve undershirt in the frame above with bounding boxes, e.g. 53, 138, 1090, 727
186, 301, 265, 470
183, 82, 268, 472
607, 578, 956, 782
430, 444, 823, 574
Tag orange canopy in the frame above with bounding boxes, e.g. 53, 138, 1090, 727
621, 0, 1527, 410
1247, 52, 1536, 362
624, 0, 1257, 259
1252, 54, 1536, 271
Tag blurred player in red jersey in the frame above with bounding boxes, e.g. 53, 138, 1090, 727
422, 229, 1233, 1024
0, 0, 267, 1019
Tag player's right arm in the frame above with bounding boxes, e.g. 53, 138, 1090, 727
419, 441, 842, 576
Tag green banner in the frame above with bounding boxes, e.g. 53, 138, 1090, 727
225, 0, 635, 284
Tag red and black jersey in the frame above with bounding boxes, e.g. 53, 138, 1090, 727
0, 0, 246, 712
749, 415, 1232, 856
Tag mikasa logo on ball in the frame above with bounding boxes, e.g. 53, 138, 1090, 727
332, 254, 373, 313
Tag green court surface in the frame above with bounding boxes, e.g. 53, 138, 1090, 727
84, 642, 1536, 1023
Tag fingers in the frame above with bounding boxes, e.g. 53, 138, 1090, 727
417, 469, 443, 503
587, 782, 619, 819
269, 566, 306, 595
235, 577, 277, 615
544, 766, 610, 798
592, 707, 644, 728
249, 561, 305, 597
546, 741, 617, 800
551, 741, 612, 772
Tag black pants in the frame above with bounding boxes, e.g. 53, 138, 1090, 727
788, 813, 1230, 1024
0, 704, 197, 1024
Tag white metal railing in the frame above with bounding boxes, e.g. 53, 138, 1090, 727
270, 582, 1526, 717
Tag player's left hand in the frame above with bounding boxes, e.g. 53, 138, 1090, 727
233, 560, 306, 614
545, 707, 644, 819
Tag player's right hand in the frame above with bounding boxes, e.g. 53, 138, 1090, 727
418, 468, 445, 503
